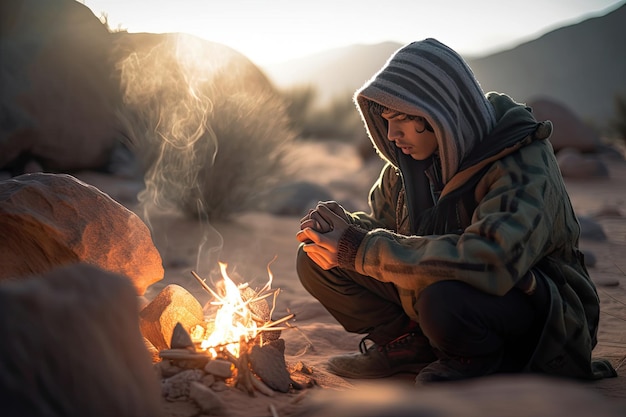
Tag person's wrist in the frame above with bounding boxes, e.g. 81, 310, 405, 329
337, 225, 367, 269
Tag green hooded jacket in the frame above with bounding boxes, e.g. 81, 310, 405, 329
335, 39, 616, 380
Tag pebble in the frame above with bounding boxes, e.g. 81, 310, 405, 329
204, 359, 234, 379
189, 382, 225, 414
162, 369, 204, 401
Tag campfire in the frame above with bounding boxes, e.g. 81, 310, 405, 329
157, 261, 309, 400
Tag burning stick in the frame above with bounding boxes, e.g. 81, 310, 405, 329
191, 269, 278, 324
251, 374, 276, 397
191, 271, 220, 299
235, 338, 256, 396
190, 267, 295, 346
218, 337, 272, 397
256, 313, 295, 333
188, 262, 298, 396
260, 314, 295, 328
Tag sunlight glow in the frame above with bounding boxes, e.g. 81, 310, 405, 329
84, 0, 624, 66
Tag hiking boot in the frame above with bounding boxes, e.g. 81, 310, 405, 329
327, 333, 437, 379
415, 352, 502, 384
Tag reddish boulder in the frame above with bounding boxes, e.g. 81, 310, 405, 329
0, 263, 164, 417
0, 172, 163, 295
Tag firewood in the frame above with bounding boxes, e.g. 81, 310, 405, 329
235, 349, 256, 396
251, 374, 275, 397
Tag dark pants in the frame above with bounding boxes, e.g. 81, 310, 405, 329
297, 246, 542, 370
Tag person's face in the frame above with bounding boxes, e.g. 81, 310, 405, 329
382, 110, 438, 160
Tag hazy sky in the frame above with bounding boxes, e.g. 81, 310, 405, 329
84, 0, 624, 66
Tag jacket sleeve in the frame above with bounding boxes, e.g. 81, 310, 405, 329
347, 141, 569, 297
347, 162, 400, 231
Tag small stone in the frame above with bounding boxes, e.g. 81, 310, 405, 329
210, 380, 228, 392
290, 361, 313, 375
162, 369, 204, 401
157, 360, 183, 378
204, 359, 233, 379
201, 374, 216, 387
171, 322, 195, 350
189, 382, 225, 414
578, 216, 607, 241
177, 358, 210, 370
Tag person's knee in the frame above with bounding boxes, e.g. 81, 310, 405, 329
416, 281, 457, 319
296, 244, 317, 289
416, 281, 466, 349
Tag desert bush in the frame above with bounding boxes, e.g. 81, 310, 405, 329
306, 92, 364, 140
116, 33, 294, 221
282, 85, 317, 134
281, 87, 363, 141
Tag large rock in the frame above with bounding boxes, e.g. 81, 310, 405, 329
528, 98, 602, 153
0, 263, 164, 417
0, 172, 163, 295
0, 0, 121, 173
139, 284, 205, 352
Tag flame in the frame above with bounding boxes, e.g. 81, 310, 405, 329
200, 262, 258, 358
194, 257, 283, 359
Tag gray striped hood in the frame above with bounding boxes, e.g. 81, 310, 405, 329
355, 38, 497, 185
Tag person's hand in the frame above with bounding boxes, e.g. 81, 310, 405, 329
296, 204, 350, 269
299, 201, 349, 233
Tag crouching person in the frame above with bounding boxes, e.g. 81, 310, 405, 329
295, 38, 616, 384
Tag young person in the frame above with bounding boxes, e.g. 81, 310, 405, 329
295, 38, 616, 383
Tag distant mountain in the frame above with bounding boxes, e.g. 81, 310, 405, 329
262, 41, 403, 104
262, 3, 626, 129
467, 2, 626, 128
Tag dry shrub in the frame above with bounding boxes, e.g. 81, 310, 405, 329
193, 91, 292, 220
281, 85, 317, 135
281, 87, 363, 141
115, 33, 294, 221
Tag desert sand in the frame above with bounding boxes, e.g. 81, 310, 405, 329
78, 140, 626, 416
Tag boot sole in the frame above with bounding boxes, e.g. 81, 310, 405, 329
327, 361, 430, 379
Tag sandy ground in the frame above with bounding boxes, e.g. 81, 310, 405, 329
79, 140, 626, 416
